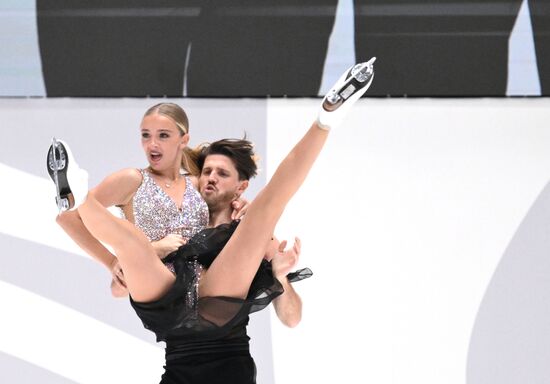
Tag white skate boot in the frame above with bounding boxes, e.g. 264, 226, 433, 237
46, 138, 89, 213
317, 57, 376, 130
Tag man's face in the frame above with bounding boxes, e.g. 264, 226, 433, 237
199, 154, 248, 210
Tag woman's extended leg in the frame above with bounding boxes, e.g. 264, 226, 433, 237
77, 196, 175, 302
201, 60, 375, 299
200, 123, 328, 300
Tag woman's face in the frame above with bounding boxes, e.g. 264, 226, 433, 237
140, 113, 189, 171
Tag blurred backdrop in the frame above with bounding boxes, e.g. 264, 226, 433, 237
1, 1, 550, 384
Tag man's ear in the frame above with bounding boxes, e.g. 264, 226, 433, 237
237, 180, 249, 195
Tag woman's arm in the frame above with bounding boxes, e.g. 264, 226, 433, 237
57, 210, 117, 270
57, 168, 142, 272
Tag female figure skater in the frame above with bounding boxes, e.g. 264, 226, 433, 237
47, 58, 376, 383
108, 137, 308, 330
50, 102, 248, 287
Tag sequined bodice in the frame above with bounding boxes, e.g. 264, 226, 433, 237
132, 169, 209, 242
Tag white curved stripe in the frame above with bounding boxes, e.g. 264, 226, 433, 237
507, 0, 540, 96
0, 163, 103, 258
0, 280, 163, 384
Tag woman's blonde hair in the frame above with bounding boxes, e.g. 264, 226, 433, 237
144, 103, 200, 176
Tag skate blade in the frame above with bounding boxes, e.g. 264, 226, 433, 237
323, 58, 376, 111
48, 137, 71, 213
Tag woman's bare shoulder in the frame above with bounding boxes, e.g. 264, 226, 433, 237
90, 168, 144, 206
110, 168, 144, 192
114, 168, 144, 182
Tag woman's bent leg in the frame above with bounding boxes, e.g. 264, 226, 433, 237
78, 195, 175, 302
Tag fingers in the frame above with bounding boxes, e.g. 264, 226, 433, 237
280, 239, 299, 268
231, 199, 250, 220
111, 277, 129, 298
231, 200, 240, 220
115, 274, 127, 288
278, 240, 288, 253
115, 268, 127, 287
166, 234, 187, 248
293, 237, 301, 255
231, 200, 239, 216
111, 260, 127, 287
172, 235, 187, 246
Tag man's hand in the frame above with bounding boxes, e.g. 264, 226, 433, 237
272, 237, 301, 280
151, 234, 187, 259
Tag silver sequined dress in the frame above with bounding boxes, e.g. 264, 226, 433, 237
128, 169, 209, 273
132, 169, 209, 242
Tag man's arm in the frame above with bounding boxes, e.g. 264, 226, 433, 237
273, 275, 302, 328
269, 237, 303, 327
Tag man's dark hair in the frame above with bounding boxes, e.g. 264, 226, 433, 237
197, 138, 258, 181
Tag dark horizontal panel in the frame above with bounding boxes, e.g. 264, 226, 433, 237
37, 7, 200, 17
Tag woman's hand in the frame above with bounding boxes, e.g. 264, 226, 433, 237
151, 234, 187, 259
231, 197, 250, 220
110, 259, 128, 298
271, 237, 301, 280
111, 276, 129, 298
